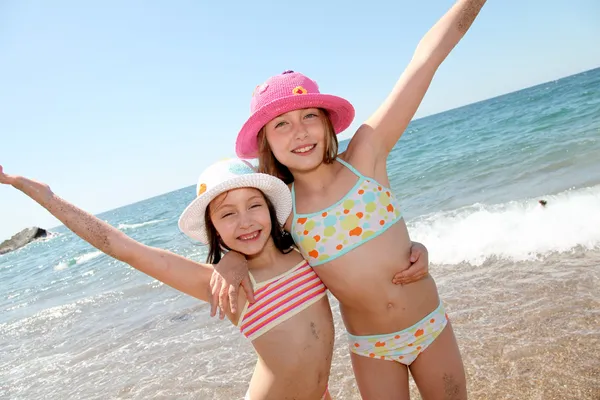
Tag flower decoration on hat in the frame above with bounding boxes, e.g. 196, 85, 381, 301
252, 83, 269, 97
197, 183, 207, 196
292, 86, 308, 95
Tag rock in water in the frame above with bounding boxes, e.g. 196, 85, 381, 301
0, 227, 48, 255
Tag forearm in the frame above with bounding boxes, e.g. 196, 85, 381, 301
415, 0, 486, 64
8, 173, 220, 303
12, 176, 133, 262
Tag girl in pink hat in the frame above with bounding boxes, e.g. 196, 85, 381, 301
230, 0, 487, 398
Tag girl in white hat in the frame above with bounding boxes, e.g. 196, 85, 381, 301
0, 159, 334, 400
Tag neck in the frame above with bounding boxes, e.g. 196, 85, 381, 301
291, 159, 339, 194
245, 238, 284, 270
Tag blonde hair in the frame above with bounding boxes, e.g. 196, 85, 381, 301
257, 109, 338, 184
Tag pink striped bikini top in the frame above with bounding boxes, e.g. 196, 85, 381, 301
237, 260, 327, 341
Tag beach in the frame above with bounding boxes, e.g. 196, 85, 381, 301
1, 68, 599, 399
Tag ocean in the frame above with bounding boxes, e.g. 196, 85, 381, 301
1, 68, 599, 399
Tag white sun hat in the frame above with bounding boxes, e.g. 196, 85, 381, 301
178, 158, 292, 244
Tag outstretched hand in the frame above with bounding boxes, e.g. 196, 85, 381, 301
0, 165, 17, 185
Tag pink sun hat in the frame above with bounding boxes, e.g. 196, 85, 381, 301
235, 70, 355, 159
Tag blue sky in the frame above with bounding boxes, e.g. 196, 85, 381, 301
1, 0, 599, 240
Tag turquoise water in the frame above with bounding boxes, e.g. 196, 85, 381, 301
386, 68, 600, 218
1, 68, 599, 399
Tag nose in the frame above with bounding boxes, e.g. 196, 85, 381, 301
237, 210, 254, 230
293, 124, 309, 141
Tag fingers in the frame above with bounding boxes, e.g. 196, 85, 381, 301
209, 273, 221, 317
210, 288, 219, 317
392, 266, 428, 285
392, 272, 404, 285
218, 286, 228, 320
240, 276, 255, 303
397, 241, 429, 284
409, 244, 422, 263
411, 241, 429, 263
228, 285, 238, 314
400, 272, 428, 284
208, 260, 251, 318
228, 274, 255, 314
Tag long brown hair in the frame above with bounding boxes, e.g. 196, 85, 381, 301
204, 191, 294, 264
257, 108, 338, 184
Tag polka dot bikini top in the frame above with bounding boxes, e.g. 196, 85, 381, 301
290, 158, 403, 266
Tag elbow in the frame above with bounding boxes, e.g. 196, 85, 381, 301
107, 233, 143, 265
414, 32, 461, 67
412, 45, 447, 70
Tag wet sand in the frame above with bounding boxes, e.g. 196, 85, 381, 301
325, 249, 600, 400
2, 249, 598, 400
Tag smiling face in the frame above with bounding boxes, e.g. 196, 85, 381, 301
260, 108, 338, 177
208, 187, 273, 257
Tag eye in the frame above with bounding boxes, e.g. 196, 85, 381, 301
304, 113, 318, 119
275, 121, 287, 128
221, 212, 234, 219
250, 203, 263, 209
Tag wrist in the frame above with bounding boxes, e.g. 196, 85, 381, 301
14, 176, 54, 200
11, 175, 26, 189
218, 249, 248, 266
230, 250, 248, 264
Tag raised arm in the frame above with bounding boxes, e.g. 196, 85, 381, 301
0, 165, 215, 302
350, 0, 486, 158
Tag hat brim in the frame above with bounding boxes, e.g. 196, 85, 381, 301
178, 173, 292, 244
236, 93, 355, 159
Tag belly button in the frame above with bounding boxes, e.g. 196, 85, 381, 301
387, 302, 393, 309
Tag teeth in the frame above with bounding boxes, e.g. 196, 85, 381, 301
239, 232, 259, 240
293, 145, 314, 153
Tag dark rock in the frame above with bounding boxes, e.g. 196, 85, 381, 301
0, 227, 48, 255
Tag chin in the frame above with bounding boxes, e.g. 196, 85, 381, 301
293, 159, 323, 173
238, 243, 268, 258
286, 149, 326, 171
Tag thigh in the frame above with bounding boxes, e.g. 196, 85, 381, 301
409, 321, 467, 400
350, 351, 410, 400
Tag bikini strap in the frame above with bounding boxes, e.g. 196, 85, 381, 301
236, 271, 255, 328
291, 158, 362, 216
248, 271, 257, 286
336, 158, 364, 179
290, 182, 298, 215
